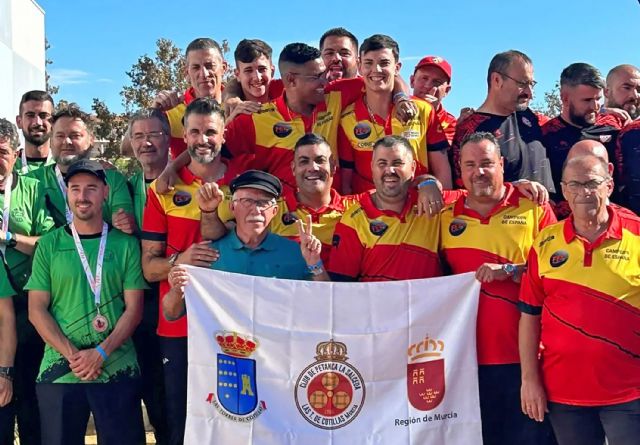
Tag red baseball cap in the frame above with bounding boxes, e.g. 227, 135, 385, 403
413, 56, 452, 81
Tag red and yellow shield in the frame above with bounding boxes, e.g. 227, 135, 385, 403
407, 358, 445, 411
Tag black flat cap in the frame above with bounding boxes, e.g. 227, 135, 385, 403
64, 159, 107, 185
230, 170, 282, 198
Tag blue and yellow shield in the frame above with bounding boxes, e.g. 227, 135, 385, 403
217, 353, 258, 415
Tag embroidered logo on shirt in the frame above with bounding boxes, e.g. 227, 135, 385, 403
369, 220, 388, 236
354, 122, 372, 140
173, 191, 192, 207
282, 212, 299, 225
448, 219, 467, 236
550, 250, 569, 268
273, 122, 293, 138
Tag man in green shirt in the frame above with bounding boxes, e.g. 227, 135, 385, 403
0, 265, 16, 444
28, 105, 136, 233
14, 90, 56, 175
27, 159, 147, 445
0, 118, 55, 445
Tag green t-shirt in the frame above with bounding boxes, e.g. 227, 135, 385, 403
0, 263, 16, 299
25, 225, 147, 384
127, 170, 153, 231
28, 163, 134, 228
14, 151, 55, 176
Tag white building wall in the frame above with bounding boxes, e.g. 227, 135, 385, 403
0, 0, 45, 122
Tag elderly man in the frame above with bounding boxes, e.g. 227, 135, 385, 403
165, 170, 324, 320
519, 153, 640, 445
27, 159, 147, 445
439, 131, 556, 445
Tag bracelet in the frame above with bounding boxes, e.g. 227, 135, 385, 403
5, 231, 11, 243
417, 179, 437, 189
392, 92, 409, 104
199, 207, 217, 214
95, 345, 108, 361
307, 260, 324, 276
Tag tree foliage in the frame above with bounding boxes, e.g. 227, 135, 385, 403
45, 38, 59, 96
532, 81, 561, 118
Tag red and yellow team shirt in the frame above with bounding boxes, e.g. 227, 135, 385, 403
439, 183, 556, 365
328, 190, 441, 281
224, 78, 364, 190
270, 188, 358, 266
338, 96, 450, 194
141, 166, 231, 337
519, 206, 640, 406
436, 105, 457, 146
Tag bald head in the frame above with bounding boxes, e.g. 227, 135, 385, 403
606, 64, 640, 85
567, 139, 608, 163
605, 64, 640, 119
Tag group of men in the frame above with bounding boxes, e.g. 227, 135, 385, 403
0, 26, 637, 445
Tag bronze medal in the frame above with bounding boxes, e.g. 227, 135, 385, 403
92, 314, 109, 333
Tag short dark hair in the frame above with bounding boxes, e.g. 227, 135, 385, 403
234, 39, 273, 64
294, 133, 330, 152
51, 104, 95, 134
560, 63, 605, 89
487, 50, 533, 88
319, 28, 358, 52
278, 43, 321, 74
183, 97, 225, 126
359, 34, 399, 61
460, 131, 500, 153
372, 135, 414, 159
0, 118, 20, 150
19, 90, 54, 114
185, 38, 223, 59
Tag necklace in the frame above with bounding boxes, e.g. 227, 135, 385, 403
363, 96, 386, 141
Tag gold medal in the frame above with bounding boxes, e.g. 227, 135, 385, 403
92, 314, 109, 333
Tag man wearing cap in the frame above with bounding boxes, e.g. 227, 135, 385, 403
26, 159, 147, 445
338, 35, 451, 194
28, 105, 135, 232
411, 56, 457, 145
164, 169, 324, 319
141, 97, 233, 445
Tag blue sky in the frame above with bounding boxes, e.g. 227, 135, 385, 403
39, 0, 640, 116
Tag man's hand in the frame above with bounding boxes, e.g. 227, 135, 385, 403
0, 377, 12, 407
394, 99, 418, 124
112, 208, 136, 234
521, 377, 548, 422
475, 263, 509, 283
513, 180, 549, 205
458, 107, 475, 124
600, 106, 632, 126
168, 265, 190, 293
197, 182, 225, 213
152, 90, 183, 111
297, 215, 322, 265
69, 349, 103, 381
416, 181, 444, 217
155, 163, 179, 194
226, 100, 262, 123
175, 241, 219, 268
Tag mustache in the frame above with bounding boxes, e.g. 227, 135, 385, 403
382, 173, 400, 180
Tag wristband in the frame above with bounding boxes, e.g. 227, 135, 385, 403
5, 232, 10, 243
307, 260, 324, 276
392, 92, 409, 104
199, 207, 217, 214
417, 179, 437, 189
95, 345, 108, 361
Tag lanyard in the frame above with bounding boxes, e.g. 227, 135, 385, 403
0, 174, 13, 257
55, 165, 74, 223
20, 149, 52, 175
70, 222, 108, 311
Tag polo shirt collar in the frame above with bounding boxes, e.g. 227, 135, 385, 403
184, 87, 196, 105
229, 229, 277, 251
452, 182, 519, 218
177, 160, 232, 186
563, 205, 623, 244
360, 189, 417, 221
283, 187, 346, 215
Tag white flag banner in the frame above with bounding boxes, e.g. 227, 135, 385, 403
183, 266, 482, 445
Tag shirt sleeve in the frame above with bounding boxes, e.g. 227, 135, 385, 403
224, 113, 257, 160
518, 247, 545, 315
123, 237, 148, 290
268, 79, 285, 99
24, 235, 51, 292
537, 202, 558, 232
425, 106, 451, 152
327, 220, 364, 280
141, 187, 167, 242
325, 77, 364, 108
106, 170, 135, 218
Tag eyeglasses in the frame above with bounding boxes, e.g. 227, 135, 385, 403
561, 178, 609, 193
132, 131, 165, 142
289, 71, 328, 82
498, 72, 537, 89
232, 197, 277, 211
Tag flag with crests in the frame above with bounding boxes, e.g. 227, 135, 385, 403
183, 266, 482, 444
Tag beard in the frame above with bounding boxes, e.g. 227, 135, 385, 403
609, 99, 639, 120
188, 143, 219, 165
569, 104, 596, 128
55, 146, 91, 166
23, 129, 51, 146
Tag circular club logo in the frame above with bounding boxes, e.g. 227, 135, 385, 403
282, 212, 299, 226
448, 218, 467, 236
173, 191, 192, 207
353, 122, 372, 140
550, 250, 569, 268
273, 122, 293, 138
294, 339, 365, 430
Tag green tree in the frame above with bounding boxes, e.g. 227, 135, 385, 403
45, 38, 59, 96
532, 81, 561, 118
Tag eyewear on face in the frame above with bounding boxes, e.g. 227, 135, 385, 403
232, 197, 276, 210
498, 72, 537, 89
132, 131, 165, 142
561, 178, 609, 193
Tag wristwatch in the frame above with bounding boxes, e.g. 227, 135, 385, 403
168, 252, 180, 267
502, 263, 517, 276
0, 366, 14, 381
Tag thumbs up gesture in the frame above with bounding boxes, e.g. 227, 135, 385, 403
297, 215, 322, 266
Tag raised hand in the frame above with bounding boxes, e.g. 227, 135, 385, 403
197, 182, 225, 213
297, 215, 322, 266
152, 90, 184, 111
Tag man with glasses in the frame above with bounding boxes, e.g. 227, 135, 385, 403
519, 153, 640, 445
542, 63, 625, 219
451, 50, 553, 192
141, 98, 232, 445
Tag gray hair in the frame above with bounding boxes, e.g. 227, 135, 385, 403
127, 109, 171, 138
0, 118, 19, 150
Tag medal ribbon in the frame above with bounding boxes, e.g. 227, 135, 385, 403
55, 165, 74, 223
71, 222, 108, 313
21, 148, 52, 174
0, 173, 13, 257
